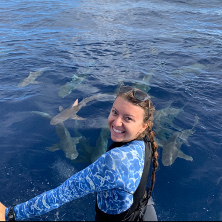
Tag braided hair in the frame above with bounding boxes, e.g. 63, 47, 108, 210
116, 90, 159, 199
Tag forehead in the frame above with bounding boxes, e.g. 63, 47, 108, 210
113, 97, 145, 117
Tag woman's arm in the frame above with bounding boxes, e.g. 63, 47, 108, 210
0, 202, 6, 221
4, 151, 121, 221
4, 141, 143, 220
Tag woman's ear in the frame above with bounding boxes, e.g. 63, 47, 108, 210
141, 122, 149, 133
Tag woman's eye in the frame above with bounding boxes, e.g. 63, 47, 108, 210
125, 117, 132, 121
112, 109, 117, 115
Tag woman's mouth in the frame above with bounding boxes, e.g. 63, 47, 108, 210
112, 125, 125, 134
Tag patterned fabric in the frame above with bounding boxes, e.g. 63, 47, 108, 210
5, 140, 145, 221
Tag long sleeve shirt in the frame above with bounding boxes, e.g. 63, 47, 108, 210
5, 140, 145, 221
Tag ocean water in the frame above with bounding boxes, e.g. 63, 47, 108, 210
0, 0, 222, 221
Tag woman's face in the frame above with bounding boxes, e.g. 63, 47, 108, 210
108, 96, 148, 142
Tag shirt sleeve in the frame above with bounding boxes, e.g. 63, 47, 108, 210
5, 151, 124, 221
5, 141, 144, 221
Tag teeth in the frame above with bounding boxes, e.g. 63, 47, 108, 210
113, 127, 123, 134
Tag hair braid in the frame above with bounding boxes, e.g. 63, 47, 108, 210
147, 130, 158, 199
142, 107, 158, 199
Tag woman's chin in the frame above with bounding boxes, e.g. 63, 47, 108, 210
111, 133, 131, 143
111, 134, 124, 142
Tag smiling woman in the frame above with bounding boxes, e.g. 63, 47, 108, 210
0, 85, 158, 221
108, 97, 148, 142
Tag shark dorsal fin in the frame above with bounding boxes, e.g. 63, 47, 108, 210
59, 106, 64, 112
72, 99, 78, 107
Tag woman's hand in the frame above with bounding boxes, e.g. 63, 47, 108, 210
0, 202, 6, 221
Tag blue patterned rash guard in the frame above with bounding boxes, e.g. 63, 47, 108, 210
5, 140, 145, 221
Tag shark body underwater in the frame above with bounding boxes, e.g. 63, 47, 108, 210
18, 67, 50, 87
156, 115, 199, 166
50, 93, 108, 125
32, 111, 81, 160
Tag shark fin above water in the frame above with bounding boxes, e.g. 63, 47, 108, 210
50, 95, 106, 125
58, 99, 78, 113
72, 99, 78, 107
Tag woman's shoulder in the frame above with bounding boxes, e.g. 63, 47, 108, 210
116, 140, 144, 150
127, 139, 145, 147
96, 140, 144, 167
106, 140, 145, 159
104, 140, 145, 178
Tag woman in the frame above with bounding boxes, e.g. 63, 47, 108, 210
0, 85, 159, 221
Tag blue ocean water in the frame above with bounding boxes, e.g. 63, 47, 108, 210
0, 0, 222, 221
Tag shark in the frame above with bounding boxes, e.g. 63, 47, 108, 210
58, 74, 87, 98
91, 126, 110, 163
18, 67, 49, 87
153, 106, 183, 148
171, 63, 206, 77
50, 93, 106, 125
31, 111, 81, 161
154, 107, 183, 126
158, 115, 199, 166
71, 121, 110, 164
153, 106, 184, 142
133, 70, 154, 93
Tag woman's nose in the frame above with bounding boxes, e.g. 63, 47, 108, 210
114, 116, 123, 126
